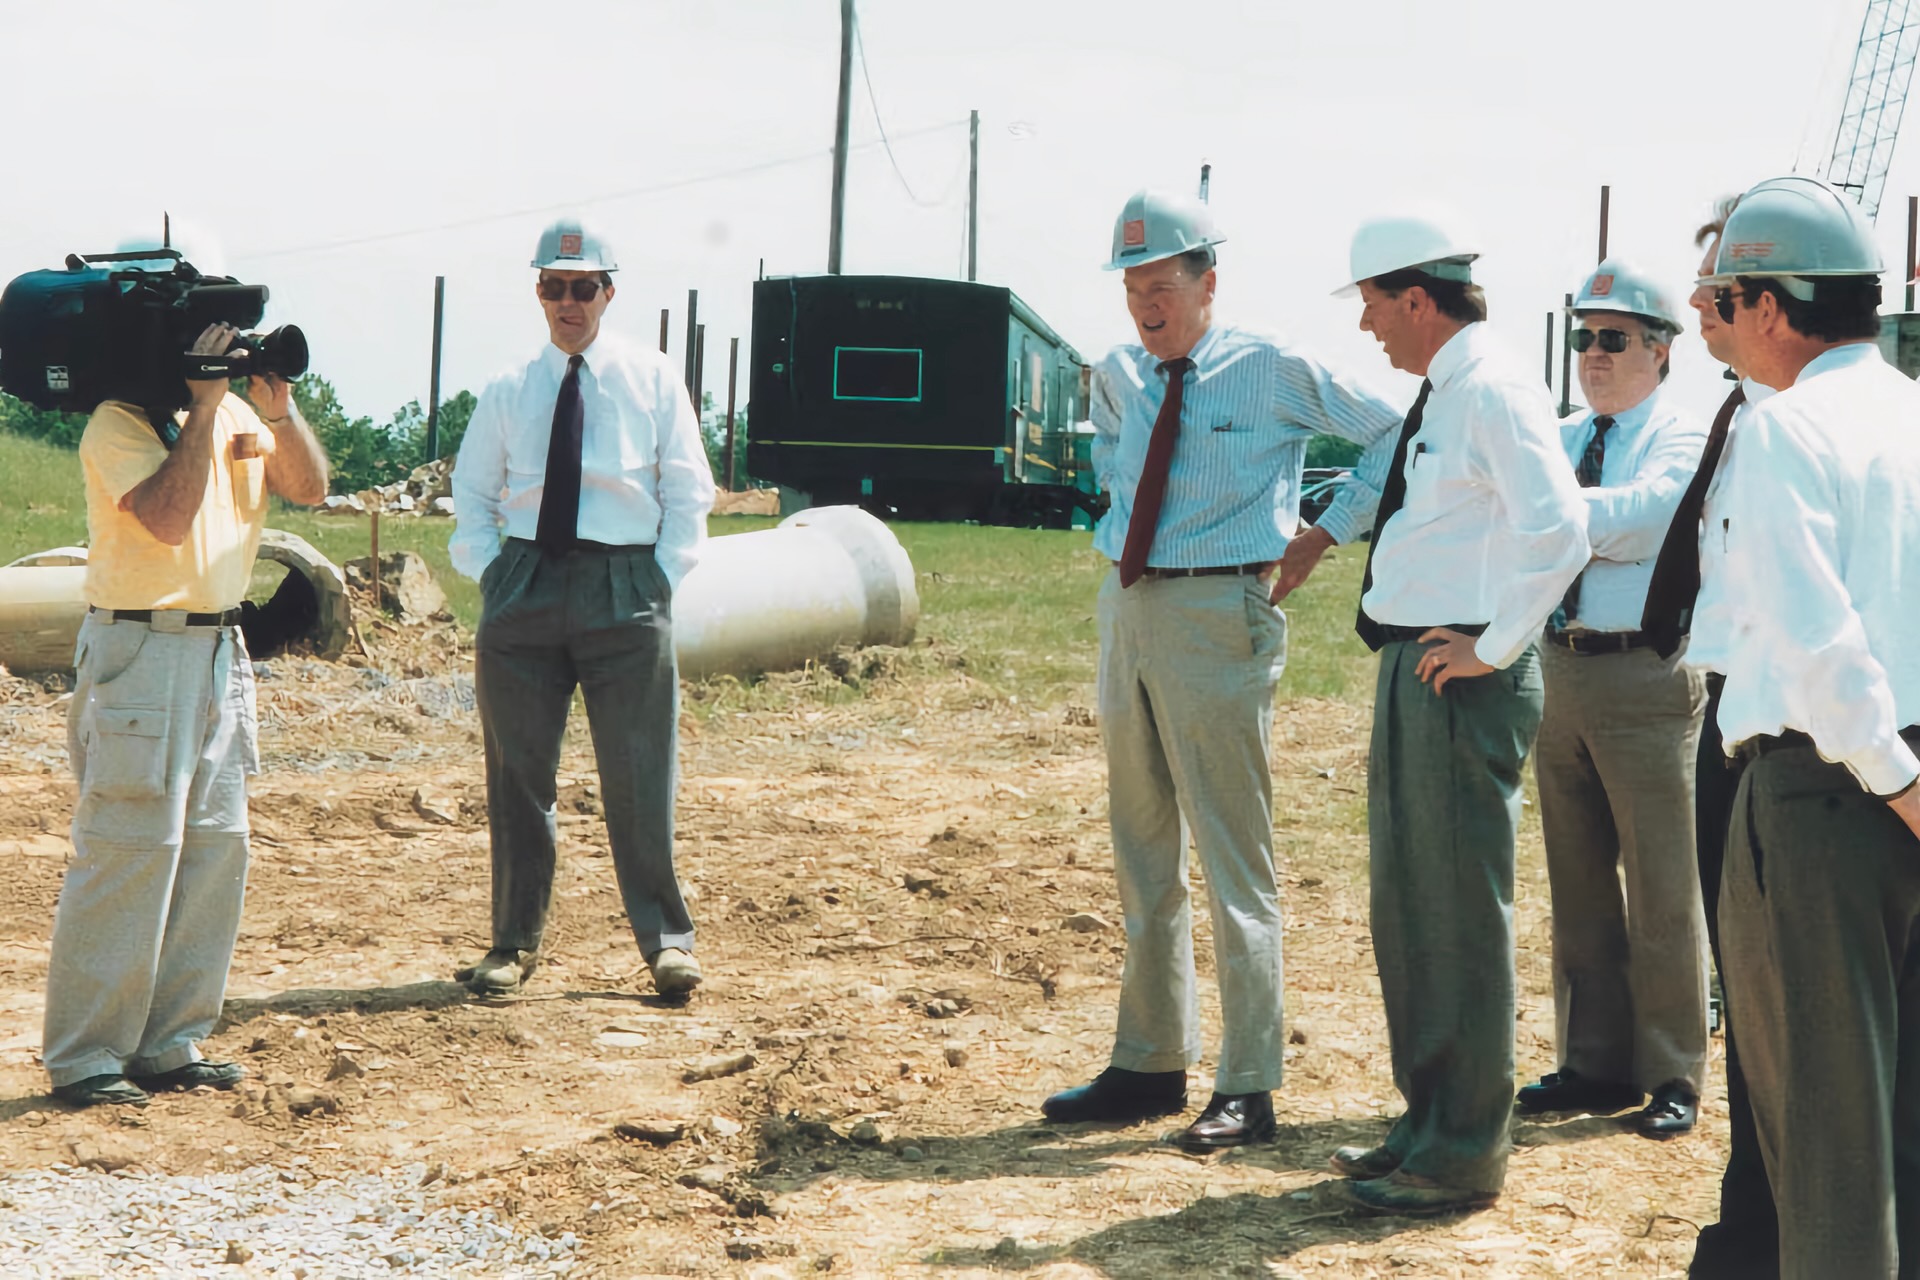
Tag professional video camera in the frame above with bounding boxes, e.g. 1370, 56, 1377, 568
0, 247, 308, 432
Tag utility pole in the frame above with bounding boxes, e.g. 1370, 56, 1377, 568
966, 108, 980, 281
828, 0, 854, 274
425, 275, 445, 462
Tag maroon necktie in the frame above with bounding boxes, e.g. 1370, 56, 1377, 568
1640, 385, 1746, 657
1118, 356, 1195, 587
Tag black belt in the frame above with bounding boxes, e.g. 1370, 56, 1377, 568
1129, 562, 1268, 580
89, 605, 243, 628
1736, 726, 1920, 764
508, 537, 654, 557
1545, 628, 1653, 655
1376, 622, 1488, 644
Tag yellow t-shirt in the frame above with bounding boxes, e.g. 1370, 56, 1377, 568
80, 393, 277, 611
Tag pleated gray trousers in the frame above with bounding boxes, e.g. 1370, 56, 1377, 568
1369, 640, 1544, 1194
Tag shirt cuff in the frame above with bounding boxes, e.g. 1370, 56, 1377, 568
1851, 738, 1920, 799
1313, 503, 1361, 547
1472, 625, 1530, 671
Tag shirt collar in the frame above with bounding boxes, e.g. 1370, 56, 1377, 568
541, 338, 598, 376
1424, 321, 1482, 391
1585, 387, 1660, 434
1793, 340, 1882, 385
1146, 324, 1222, 377
1740, 375, 1778, 405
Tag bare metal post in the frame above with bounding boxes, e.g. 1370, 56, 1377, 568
1544, 311, 1555, 389
693, 324, 707, 425
1907, 195, 1916, 311
828, 0, 854, 274
1198, 162, 1211, 203
659, 308, 670, 355
1598, 185, 1611, 262
725, 336, 740, 492
1560, 292, 1575, 416
684, 289, 698, 392
966, 108, 979, 281
425, 276, 445, 462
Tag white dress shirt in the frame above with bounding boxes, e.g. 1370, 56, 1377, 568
1682, 378, 1775, 675
1360, 322, 1589, 670
1697, 342, 1920, 795
1089, 323, 1402, 565
1558, 389, 1707, 634
450, 331, 716, 590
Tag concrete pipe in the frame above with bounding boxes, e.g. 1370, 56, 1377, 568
0, 564, 89, 674
674, 505, 918, 680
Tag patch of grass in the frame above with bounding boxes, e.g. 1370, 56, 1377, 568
1, 436, 1379, 714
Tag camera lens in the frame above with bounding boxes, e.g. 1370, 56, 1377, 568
254, 324, 308, 379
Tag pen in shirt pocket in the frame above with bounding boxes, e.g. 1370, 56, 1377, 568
1411, 442, 1428, 468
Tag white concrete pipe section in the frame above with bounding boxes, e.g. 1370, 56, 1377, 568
673, 505, 919, 680
0, 563, 89, 674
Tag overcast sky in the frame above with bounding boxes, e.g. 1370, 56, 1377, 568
0, 0, 1901, 426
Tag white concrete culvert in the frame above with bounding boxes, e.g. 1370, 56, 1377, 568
0, 1162, 578, 1278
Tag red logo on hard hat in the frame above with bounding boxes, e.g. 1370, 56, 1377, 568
1122, 219, 1146, 248
1590, 274, 1614, 297
1729, 241, 1776, 260
559, 233, 583, 257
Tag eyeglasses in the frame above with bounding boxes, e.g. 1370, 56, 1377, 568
1713, 287, 1749, 324
1569, 327, 1632, 354
537, 277, 606, 303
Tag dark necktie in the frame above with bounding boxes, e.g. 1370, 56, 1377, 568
1553, 414, 1616, 628
1118, 356, 1196, 588
1354, 378, 1433, 651
1641, 385, 1747, 658
535, 353, 586, 552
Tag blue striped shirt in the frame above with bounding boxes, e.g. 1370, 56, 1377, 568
1089, 323, 1402, 566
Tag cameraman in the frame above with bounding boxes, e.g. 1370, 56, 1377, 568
42, 321, 329, 1108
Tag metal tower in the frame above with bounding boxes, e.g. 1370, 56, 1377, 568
1824, 0, 1920, 219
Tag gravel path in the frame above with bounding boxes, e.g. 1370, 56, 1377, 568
0, 1162, 579, 1278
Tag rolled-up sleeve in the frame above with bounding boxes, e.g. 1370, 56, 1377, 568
448, 381, 510, 581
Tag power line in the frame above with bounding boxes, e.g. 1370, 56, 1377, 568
235, 120, 967, 263
852, 18, 956, 210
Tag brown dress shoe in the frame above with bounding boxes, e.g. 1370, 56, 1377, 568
457, 948, 538, 994
1348, 1169, 1498, 1217
1174, 1091, 1276, 1151
1329, 1143, 1400, 1179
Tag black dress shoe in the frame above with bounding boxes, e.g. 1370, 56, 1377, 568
1515, 1068, 1643, 1115
1633, 1081, 1698, 1139
1041, 1067, 1186, 1124
131, 1061, 246, 1093
51, 1074, 149, 1109
1329, 1143, 1400, 1179
1176, 1091, 1276, 1151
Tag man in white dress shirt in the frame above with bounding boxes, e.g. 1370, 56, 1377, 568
449, 219, 716, 1000
1516, 261, 1713, 1140
1693, 174, 1920, 1279
1327, 212, 1589, 1216
1040, 189, 1402, 1151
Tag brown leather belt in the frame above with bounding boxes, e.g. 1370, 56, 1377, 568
1129, 562, 1268, 580
90, 605, 243, 627
1545, 628, 1653, 655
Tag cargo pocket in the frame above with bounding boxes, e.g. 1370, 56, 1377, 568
82, 704, 169, 801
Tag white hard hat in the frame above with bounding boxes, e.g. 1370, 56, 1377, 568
1700, 175, 1881, 295
531, 218, 617, 272
1102, 189, 1225, 272
103, 217, 227, 277
1335, 210, 1478, 297
1570, 258, 1683, 333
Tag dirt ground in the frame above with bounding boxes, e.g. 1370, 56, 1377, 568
0, 611, 1733, 1279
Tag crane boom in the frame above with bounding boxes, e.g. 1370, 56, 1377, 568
1825, 0, 1920, 219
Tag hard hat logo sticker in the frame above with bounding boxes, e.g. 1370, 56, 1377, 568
1729, 241, 1776, 261
559, 233, 583, 257
1122, 219, 1146, 248
1590, 274, 1614, 297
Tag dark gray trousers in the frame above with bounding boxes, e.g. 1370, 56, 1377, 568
1370, 640, 1544, 1194
474, 539, 692, 958
1688, 674, 1779, 1280
1721, 739, 1920, 1280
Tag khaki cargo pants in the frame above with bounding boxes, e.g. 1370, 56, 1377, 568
43, 612, 257, 1087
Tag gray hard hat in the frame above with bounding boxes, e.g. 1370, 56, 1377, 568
531, 219, 617, 272
1700, 175, 1881, 296
1103, 189, 1225, 272
1570, 257, 1684, 333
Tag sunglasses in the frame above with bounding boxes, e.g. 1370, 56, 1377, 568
1569, 327, 1632, 354
537, 277, 606, 302
1713, 287, 1749, 324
